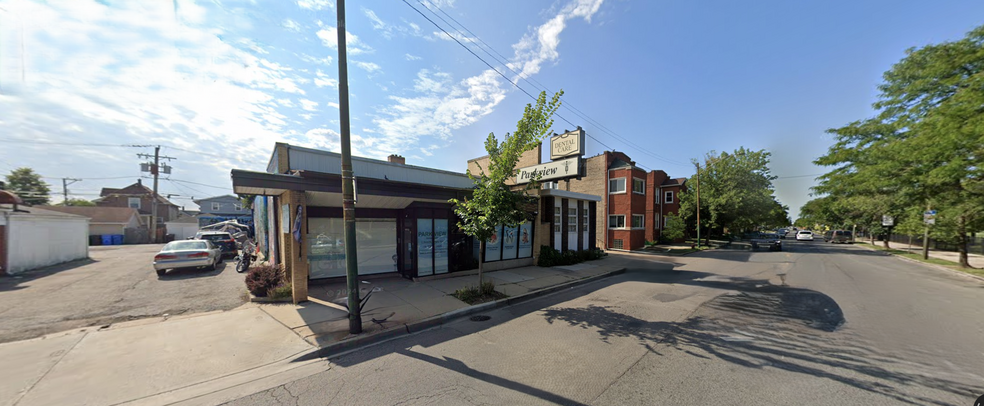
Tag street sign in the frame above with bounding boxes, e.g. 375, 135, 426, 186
882, 215, 894, 226
924, 210, 937, 225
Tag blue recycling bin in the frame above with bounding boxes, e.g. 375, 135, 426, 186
101, 235, 113, 246
112, 235, 124, 245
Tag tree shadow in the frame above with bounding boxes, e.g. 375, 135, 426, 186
0, 258, 98, 292
541, 287, 979, 406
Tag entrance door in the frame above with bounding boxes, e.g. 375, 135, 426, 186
400, 224, 415, 279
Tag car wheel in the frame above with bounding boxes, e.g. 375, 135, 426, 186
205, 261, 216, 272
156, 269, 166, 277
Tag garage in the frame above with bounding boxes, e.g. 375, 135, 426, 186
1, 195, 89, 275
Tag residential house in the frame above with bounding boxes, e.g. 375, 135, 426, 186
95, 179, 179, 226
194, 195, 252, 228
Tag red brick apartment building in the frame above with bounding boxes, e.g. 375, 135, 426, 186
555, 151, 688, 251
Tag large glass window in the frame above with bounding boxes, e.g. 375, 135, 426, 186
417, 218, 433, 277
501, 225, 518, 260
434, 219, 449, 274
633, 178, 645, 194
485, 225, 503, 262
308, 218, 397, 279
609, 178, 626, 194
609, 215, 625, 229
518, 222, 533, 258
632, 214, 645, 229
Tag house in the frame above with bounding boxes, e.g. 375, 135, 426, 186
194, 195, 251, 228
95, 179, 179, 225
37, 206, 143, 237
165, 212, 200, 240
1, 192, 89, 275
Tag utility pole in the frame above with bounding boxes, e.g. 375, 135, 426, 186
336, 0, 362, 334
138, 147, 176, 243
62, 178, 81, 205
695, 162, 701, 249
922, 201, 931, 260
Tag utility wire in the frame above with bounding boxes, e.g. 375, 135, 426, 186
415, 0, 690, 168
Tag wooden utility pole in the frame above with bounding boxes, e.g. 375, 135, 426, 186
62, 178, 80, 205
695, 162, 701, 249
137, 147, 175, 243
336, 0, 362, 334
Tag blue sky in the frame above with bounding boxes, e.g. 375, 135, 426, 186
0, 0, 982, 219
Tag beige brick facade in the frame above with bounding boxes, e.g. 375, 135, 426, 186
276, 190, 309, 303
562, 153, 609, 248
466, 143, 542, 185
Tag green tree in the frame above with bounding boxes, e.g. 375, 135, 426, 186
662, 213, 686, 241
814, 24, 984, 267
450, 90, 563, 286
57, 198, 95, 207
679, 148, 785, 238
5, 168, 51, 205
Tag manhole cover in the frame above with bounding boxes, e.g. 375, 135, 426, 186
470, 315, 491, 322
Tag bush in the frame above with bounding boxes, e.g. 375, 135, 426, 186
269, 283, 292, 300
644, 240, 659, 247
245, 265, 282, 297
537, 246, 605, 267
452, 281, 506, 305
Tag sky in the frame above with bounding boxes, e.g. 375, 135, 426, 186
1, 0, 982, 219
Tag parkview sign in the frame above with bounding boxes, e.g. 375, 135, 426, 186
515, 157, 580, 184
550, 128, 586, 160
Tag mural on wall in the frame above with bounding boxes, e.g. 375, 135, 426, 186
253, 196, 268, 259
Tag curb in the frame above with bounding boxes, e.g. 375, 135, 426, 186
309, 267, 627, 359
856, 243, 984, 284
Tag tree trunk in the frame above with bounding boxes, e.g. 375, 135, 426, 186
478, 239, 486, 286
958, 216, 971, 268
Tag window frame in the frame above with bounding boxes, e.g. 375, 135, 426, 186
664, 191, 674, 203
234, 203, 243, 211
553, 206, 561, 233
567, 207, 578, 233
608, 214, 626, 229
211, 202, 221, 211
632, 178, 646, 195
632, 214, 645, 229
127, 197, 141, 210
609, 178, 626, 194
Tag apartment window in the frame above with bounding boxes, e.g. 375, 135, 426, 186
613, 239, 624, 250
609, 178, 626, 194
583, 208, 589, 230
632, 214, 645, 229
633, 178, 645, 195
212, 202, 221, 211
234, 203, 243, 211
568, 208, 578, 232
128, 197, 140, 209
553, 207, 561, 233
609, 214, 625, 229
664, 191, 674, 203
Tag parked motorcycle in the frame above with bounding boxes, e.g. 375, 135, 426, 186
236, 240, 256, 273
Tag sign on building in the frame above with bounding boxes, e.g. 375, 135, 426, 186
515, 157, 580, 184
550, 128, 586, 160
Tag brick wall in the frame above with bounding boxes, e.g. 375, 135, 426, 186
566, 153, 608, 248
466, 143, 541, 184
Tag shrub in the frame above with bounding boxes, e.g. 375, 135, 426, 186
452, 281, 505, 305
644, 240, 659, 247
245, 265, 282, 297
537, 246, 605, 267
269, 283, 293, 300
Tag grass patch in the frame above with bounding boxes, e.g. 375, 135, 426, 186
452, 281, 508, 305
269, 283, 293, 300
858, 242, 984, 276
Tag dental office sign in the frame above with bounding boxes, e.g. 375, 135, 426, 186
515, 157, 579, 184
550, 128, 586, 160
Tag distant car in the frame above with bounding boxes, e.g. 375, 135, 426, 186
831, 230, 853, 244
751, 232, 782, 251
823, 230, 834, 242
195, 231, 238, 258
796, 230, 814, 241
154, 240, 221, 276
777, 229, 787, 238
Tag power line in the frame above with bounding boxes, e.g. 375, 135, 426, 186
414, 0, 690, 168
168, 178, 230, 190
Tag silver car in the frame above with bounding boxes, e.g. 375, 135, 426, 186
154, 240, 221, 276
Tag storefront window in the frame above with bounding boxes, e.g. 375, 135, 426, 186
501, 225, 518, 260
485, 225, 502, 262
308, 218, 397, 279
434, 219, 449, 274
417, 218, 433, 277
518, 222, 533, 258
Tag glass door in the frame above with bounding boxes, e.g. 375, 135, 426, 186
401, 224, 415, 279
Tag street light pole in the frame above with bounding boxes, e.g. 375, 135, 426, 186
336, 0, 362, 334
695, 162, 701, 249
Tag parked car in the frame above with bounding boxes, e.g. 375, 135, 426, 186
830, 230, 853, 244
823, 230, 834, 242
153, 240, 221, 276
796, 230, 814, 241
777, 229, 788, 239
195, 231, 238, 258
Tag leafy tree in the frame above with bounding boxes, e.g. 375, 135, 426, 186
662, 213, 686, 241
679, 148, 785, 238
813, 24, 984, 267
57, 198, 95, 206
5, 168, 50, 205
450, 90, 563, 286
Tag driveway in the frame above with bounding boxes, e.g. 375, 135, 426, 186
0, 244, 249, 343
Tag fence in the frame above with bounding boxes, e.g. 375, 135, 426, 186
886, 233, 984, 255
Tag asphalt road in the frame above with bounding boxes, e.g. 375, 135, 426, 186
226, 240, 984, 406
0, 244, 248, 343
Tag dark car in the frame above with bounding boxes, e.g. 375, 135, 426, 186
831, 230, 853, 244
195, 231, 237, 259
751, 232, 782, 251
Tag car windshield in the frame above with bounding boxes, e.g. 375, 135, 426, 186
199, 234, 232, 241
165, 241, 207, 251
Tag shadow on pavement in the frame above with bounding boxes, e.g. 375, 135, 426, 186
0, 258, 98, 292
158, 262, 230, 279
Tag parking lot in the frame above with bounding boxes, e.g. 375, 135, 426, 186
0, 244, 249, 343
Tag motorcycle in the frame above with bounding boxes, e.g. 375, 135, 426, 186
236, 240, 256, 273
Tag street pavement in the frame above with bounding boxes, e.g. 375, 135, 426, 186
225, 241, 984, 406
0, 244, 248, 343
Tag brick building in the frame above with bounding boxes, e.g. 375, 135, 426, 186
95, 179, 179, 234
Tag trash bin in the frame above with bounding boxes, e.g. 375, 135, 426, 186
89, 235, 102, 246
112, 234, 124, 245
101, 235, 113, 246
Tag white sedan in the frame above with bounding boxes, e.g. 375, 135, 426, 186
796, 230, 814, 241
153, 240, 221, 276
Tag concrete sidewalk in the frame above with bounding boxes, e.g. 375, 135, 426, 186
259, 257, 628, 348
0, 257, 627, 406
873, 240, 984, 268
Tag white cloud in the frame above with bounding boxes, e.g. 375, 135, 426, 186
299, 99, 319, 112
316, 27, 373, 55
405, 53, 422, 61
282, 19, 301, 32
313, 70, 338, 88
296, 0, 333, 11
363, 8, 386, 31
326, 102, 340, 109
408, 22, 422, 35
299, 53, 333, 66
353, 61, 382, 74
433, 31, 475, 43
509, 0, 604, 80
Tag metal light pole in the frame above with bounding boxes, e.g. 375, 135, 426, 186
336, 0, 362, 334
695, 162, 701, 249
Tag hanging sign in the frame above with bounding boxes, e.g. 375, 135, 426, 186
515, 157, 580, 184
550, 128, 586, 160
